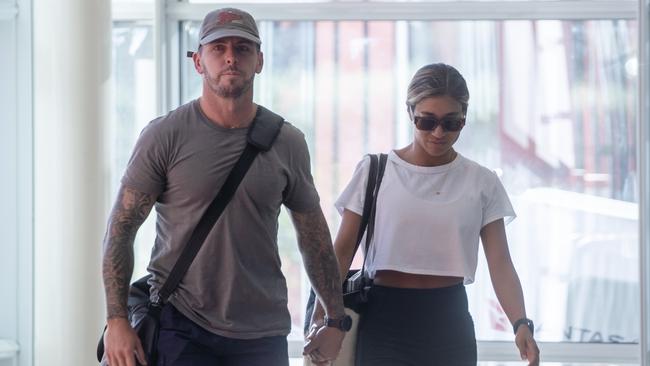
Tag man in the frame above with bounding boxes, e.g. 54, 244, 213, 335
102, 8, 347, 366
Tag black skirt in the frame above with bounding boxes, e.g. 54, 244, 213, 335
356, 283, 477, 366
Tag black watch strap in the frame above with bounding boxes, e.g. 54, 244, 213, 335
513, 318, 534, 335
324, 315, 353, 332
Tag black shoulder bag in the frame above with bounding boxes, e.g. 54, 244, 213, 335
303, 153, 387, 333
97, 109, 284, 366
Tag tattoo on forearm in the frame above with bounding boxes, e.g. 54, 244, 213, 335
292, 209, 344, 316
102, 186, 155, 319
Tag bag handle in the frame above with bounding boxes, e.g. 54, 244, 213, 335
353, 153, 387, 278
353, 154, 378, 249
155, 109, 284, 304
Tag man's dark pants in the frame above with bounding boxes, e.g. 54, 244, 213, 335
156, 304, 290, 366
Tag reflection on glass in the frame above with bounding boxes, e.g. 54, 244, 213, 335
111, 22, 157, 279
177, 18, 639, 343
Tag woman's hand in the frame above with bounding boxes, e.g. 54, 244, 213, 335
303, 324, 345, 365
515, 326, 540, 366
305, 317, 325, 340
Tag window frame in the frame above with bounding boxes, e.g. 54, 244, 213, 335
1, 0, 34, 364
639, 0, 650, 364
112, 0, 644, 363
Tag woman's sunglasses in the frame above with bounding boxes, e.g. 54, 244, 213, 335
413, 116, 465, 132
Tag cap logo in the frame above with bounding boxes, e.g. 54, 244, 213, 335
217, 11, 243, 25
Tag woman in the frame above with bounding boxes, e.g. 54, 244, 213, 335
309, 63, 540, 366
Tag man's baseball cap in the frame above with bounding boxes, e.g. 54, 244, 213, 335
199, 8, 261, 46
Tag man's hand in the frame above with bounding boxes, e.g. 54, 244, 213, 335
515, 326, 540, 366
303, 324, 345, 365
103, 317, 147, 366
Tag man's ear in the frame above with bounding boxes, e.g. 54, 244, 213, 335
193, 51, 203, 74
256, 50, 264, 74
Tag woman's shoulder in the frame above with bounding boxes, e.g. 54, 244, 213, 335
456, 154, 499, 180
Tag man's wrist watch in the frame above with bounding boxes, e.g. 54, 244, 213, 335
513, 317, 534, 335
324, 314, 353, 332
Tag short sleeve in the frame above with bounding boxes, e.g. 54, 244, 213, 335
334, 156, 371, 216
120, 121, 168, 196
281, 131, 320, 212
481, 172, 517, 227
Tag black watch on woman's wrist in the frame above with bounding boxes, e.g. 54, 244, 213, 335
513, 318, 534, 335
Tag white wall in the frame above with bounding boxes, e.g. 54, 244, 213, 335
33, 0, 111, 365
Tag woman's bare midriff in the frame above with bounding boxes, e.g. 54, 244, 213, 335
373, 270, 463, 289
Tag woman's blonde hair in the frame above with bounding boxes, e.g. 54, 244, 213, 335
406, 63, 469, 117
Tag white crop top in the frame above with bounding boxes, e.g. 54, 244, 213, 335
335, 151, 516, 284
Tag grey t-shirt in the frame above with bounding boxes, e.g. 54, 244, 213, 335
121, 99, 320, 339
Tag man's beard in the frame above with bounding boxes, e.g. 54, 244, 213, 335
205, 68, 254, 99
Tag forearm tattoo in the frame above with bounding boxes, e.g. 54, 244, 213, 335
102, 185, 155, 319
291, 208, 345, 317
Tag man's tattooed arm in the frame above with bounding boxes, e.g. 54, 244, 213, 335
102, 184, 156, 320
289, 207, 345, 318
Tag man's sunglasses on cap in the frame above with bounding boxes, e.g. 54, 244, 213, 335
413, 115, 465, 132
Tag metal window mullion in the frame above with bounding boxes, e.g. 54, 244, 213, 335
332, 21, 340, 198
16, 0, 33, 365
0, 339, 19, 360
258, 21, 274, 108
285, 340, 639, 363
111, 2, 154, 21
167, 18, 181, 110
155, 0, 169, 114
362, 21, 369, 153
164, 1, 636, 21
477, 341, 638, 363
639, 0, 650, 363
394, 20, 409, 148
303, 21, 316, 149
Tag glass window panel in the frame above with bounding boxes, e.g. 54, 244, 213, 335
111, 21, 157, 279
178, 18, 638, 344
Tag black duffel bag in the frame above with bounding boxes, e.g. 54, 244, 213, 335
97, 275, 161, 366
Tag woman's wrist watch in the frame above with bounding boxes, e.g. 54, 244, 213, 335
513, 317, 534, 335
324, 315, 353, 332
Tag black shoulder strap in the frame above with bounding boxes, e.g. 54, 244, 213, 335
156, 109, 284, 304
247, 106, 285, 151
352, 153, 387, 266
360, 153, 387, 270
354, 154, 378, 250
